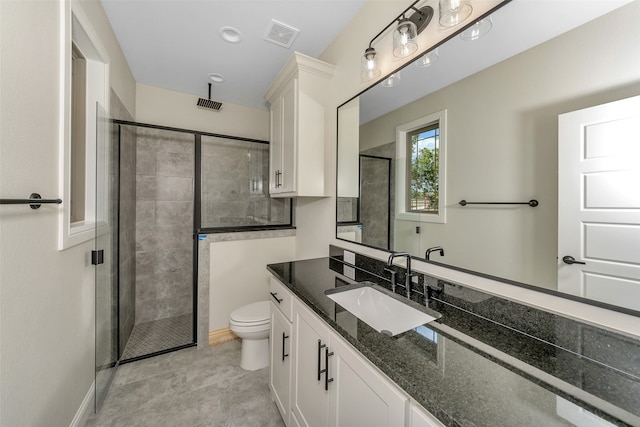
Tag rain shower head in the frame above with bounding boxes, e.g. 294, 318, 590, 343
197, 83, 222, 111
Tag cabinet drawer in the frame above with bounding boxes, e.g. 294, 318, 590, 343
270, 277, 293, 321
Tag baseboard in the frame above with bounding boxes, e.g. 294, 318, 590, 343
70, 381, 94, 427
209, 327, 238, 346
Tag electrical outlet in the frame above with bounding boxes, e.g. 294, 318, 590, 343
343, 265, 356, 280
344, 250, 356, 265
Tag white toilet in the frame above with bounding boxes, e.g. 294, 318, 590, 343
229, 300, 271, 371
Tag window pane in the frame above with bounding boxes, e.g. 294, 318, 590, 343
408, 125, 439, 213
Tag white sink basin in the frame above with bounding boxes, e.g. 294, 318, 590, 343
326, 284, 438, 336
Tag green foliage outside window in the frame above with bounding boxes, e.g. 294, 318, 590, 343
409, 127, 439, 213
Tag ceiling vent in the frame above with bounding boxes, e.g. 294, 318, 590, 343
264, 20, 299, 48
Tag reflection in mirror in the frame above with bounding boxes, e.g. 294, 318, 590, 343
336, 0, 640, 313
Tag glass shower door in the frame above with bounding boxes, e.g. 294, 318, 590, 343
94, 103, 119, 410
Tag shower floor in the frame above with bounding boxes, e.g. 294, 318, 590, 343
121, 314, 193, 361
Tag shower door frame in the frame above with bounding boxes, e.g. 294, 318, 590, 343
112, 119, 291, 364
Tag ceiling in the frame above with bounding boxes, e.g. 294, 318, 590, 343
101, 0, 367, 111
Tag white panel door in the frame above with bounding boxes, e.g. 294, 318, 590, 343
558, 95, 640, 311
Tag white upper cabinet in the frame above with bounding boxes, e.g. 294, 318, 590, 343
265, 52, 335, 197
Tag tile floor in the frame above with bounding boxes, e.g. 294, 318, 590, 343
86, 340, 285, 427
121, 314, 193, 361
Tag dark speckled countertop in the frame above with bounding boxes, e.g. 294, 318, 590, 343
267, 256, 640, 427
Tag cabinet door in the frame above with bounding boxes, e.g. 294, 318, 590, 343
410, 403, 445, 427
292, 300, 330, 427
269, 95, 284, 194
270, 304, 292, 426
280, 77, 297, 193
328, 334, 408, 427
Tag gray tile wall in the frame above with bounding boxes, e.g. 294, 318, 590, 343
200, 136, 289, 227
135, 128, 194, 324
360, 142, 396, 250
110, 89, 136, 354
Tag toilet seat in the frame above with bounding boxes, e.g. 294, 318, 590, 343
230, 301, 270, 325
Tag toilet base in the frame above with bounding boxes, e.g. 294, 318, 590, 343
240, 337, 269, 371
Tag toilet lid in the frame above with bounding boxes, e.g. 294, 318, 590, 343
230, 301, 270, 323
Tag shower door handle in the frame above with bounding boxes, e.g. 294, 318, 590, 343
91, 250, 104, 265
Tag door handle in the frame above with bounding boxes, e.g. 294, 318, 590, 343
562, 255, 586, 265
91, 250, 104, 265
325, 347, 334, 391
317, 340, 326, 381
270, 292, 283, 304
282, 332, 289, 361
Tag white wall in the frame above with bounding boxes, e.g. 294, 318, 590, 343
0, 1, 135, 426
136, 83, 269, 141
209, 236, 296, 330
315, 1, 640, 337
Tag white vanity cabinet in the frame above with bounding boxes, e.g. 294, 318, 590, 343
269, 278, 293, 426
269, 274, 441, 427
264, 52, 335, 197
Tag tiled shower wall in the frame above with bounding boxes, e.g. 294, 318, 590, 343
361, 142, 396, 250
200, 136, 289, 228
135, 128, 194, 324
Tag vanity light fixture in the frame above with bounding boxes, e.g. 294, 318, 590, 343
393, 16, 418, 58
460, 16, 493, 41
360, 0, 433, 82
381, 72, 401, 88
438, 0, 473, 28
416, 48, 439, 67
361, 47, 381, 82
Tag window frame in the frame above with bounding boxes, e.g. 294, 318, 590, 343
59, 2, 111, 250
407, 123, 440, 214
395, 110, 447, 224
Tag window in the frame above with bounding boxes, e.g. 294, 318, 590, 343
59, 4, 110, 249
71, 44, 86, 223
395, 110, 446, 224
408, 124, 439, 214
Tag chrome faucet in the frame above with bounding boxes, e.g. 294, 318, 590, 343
425, 246, 444, 261
387, 252, 414, 299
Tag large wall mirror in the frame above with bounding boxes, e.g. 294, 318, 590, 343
336, 0, 640, 314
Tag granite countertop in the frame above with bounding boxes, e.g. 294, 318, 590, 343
267, 257, 640, 427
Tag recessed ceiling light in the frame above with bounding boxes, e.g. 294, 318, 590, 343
219, 26, 242, 43
208, 73, 225, 83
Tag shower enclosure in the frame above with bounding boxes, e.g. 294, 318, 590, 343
111, 120, 291, 363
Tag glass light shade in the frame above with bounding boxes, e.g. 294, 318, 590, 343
460, 17, 493, 41
361, 47, 381, 82
439, 0, 473, 27
416, 48, 439, 67
393, 19, 418, 58
381, 72, 401, 88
